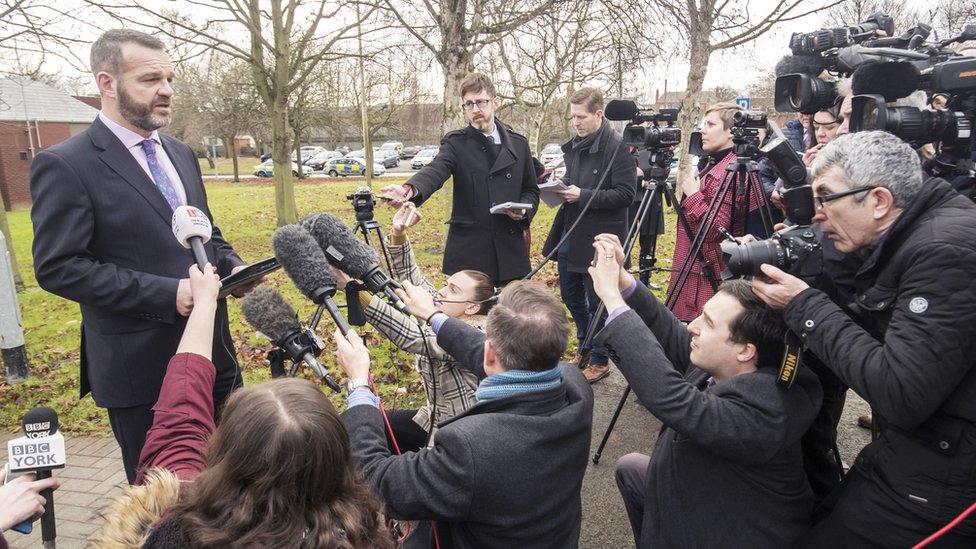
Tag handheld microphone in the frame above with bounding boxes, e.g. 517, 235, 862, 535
301, 213, 407, 312
172, 205, 212, 271
272, 224, 351, 335
7, 406, 65, 543
241, 287, 341, 392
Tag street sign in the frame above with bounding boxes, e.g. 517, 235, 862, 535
735, 96, 752, 110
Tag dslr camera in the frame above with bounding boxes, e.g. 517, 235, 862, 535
347, 186, 375, 222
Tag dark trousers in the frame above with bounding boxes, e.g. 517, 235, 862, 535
557, 247, 608, 365
801, 356, 848, 505
385, 408, 429, 454
615, 452, 651, 545
799, 465, 976, 548
108, 364, 242, 484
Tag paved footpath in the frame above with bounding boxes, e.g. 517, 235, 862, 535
1, 434, 126, 549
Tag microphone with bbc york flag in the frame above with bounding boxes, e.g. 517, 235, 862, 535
301, 212, 407, 312
6, 406, 66, 546
271, 224, 351, 336
171, 205, 212, 271
241, 287, 341, 392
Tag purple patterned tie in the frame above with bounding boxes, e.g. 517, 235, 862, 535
140, 139, 182, 210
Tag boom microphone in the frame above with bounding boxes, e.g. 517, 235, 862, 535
241, 287, 341, 392
272, 224, 351, 335
8, 406, 65, 543
301, 213, 407, 312
605, 99, 638, 121
775, 54, 826, 77
851, 60, 921, 101
172, 205, 212, 271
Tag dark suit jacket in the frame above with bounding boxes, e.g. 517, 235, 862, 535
342, 317, 593, 548
30, 116, 244, 408
542, 121, 636, 272
407, 120, 540, 283
595, 282, 822, 548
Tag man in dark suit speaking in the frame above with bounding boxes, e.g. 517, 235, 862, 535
29, 29, 257, 483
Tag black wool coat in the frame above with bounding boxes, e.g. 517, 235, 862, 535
407, 120, 540, 283
342, 317, 594, 549
542, 121, 636, 272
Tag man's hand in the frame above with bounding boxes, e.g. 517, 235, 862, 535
751, 263, 810, 310
0, 471, 60, 531
770, 188, 784, 211
505, 208, 527, 221
681, 175, 701, 197
395, 281, 438, 322
330, 265, 353, 289
229, 264, 266, 298
334, 328, 371, 380
392, 202, 422, 236
555, 185, 582, 204
594, 233, 636, 291
588, 241, 626, 311
176, 278, 193, 316
188, 264, 221, 307
802, 143, 824, 167
379, 184, 411, 208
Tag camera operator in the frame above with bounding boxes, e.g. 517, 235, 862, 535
589, 234, 821, 547
378, 73, 540, 285
333, 202, 494, 452
668, 102, 767, 321
541, 87, 636, 383
753, 131, 976, 546
93, 264, 392, 548
335, 280, 594, 548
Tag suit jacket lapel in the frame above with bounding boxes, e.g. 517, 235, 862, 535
89, 117, 174, 224
489, 120, 517, 174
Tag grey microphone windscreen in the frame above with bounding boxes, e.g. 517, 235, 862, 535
301, 213, 379, 278
272, 225, 339, 304
241, 287, 301, 341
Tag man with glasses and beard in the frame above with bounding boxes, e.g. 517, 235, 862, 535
29, 29, 259, 484
379, 73, 540, 285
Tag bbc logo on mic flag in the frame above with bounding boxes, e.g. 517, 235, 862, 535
7, 432, 66, 472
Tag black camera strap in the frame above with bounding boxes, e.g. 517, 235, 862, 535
778, 330, 804, 388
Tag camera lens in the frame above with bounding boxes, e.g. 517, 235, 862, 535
722, 240, 786, 277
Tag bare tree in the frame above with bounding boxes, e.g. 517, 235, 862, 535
643, 0, 840, 188
380, 0, 559, 133
820, 0, 921, 35
89, 0, 373, 225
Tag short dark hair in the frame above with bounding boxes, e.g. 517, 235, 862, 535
569, 87, 604, 113
456, 269, 496, 314
90, 29, 166, 76
718, 279, 786, 369
486, 280, 569, 372
458, 72, 496, 99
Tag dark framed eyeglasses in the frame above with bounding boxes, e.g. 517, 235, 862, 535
814, 185, 877, 209
462, 98, 493, 110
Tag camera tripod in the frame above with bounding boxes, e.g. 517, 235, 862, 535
591, 136, 778, 465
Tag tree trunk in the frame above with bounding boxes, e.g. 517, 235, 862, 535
0, 209, 23, 290
440, 44, 474, 134
675, 41, 712, 198
227, 135, 240, 183
294, 128, 304, 179
271, 95, 298, 226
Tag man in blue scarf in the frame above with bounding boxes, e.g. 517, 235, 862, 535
335, 280, 594, 549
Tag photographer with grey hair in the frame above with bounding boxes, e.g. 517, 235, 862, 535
753, 131, 976, 546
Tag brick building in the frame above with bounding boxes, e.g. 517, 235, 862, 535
0, 78, 98, 210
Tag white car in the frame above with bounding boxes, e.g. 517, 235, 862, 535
540, 143, 563, 165
411, 148, 439, 169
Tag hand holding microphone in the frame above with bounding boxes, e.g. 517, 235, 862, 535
6, 407, 66, 544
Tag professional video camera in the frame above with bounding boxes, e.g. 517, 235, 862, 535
789, 12, 894, 56
347, 186, 375, 222
606, 99, 681, 179
721, 128, 822, 279
849, 25, 976, 178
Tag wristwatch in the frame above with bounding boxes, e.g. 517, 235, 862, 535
346, 377, 371, 394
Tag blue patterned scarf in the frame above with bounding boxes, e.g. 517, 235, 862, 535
475, 363, 563, 403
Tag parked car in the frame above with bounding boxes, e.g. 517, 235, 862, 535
376, 151, 400, 168
304, 150, 343, 171
411, 148, 439, 169
291, 146, 324, 163
253, 159, 303, 178
539, 158, 566, 183
400, 145, 422, 159
325, 157, 386, 177
540, 143, 563, 165
378, 141, 403, 157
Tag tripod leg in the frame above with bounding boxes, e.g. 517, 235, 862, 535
372, 225, 396, 275
593, 385, 632, 465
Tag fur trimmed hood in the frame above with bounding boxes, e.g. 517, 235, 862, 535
91, 468, 183, 548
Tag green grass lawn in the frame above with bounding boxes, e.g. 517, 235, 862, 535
0, 177, 676, 434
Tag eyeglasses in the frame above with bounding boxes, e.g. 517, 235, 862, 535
814, 185, 877, 209
462, 98, 493, 111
